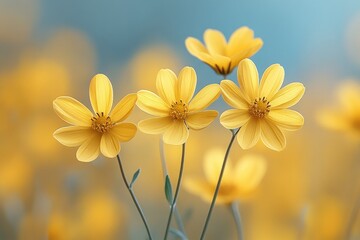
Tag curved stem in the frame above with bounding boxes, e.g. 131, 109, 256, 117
344, 192, 360, 240
200, 128, 240, 240
116, 155, 153, 240
230, 201, 243, 240
164, 143, 186, 240
159, 139, 187, 238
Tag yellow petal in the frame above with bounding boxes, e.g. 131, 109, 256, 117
237, 118, 261, 149
228, 27, 254, 54
110, 93, 137, 123
237, 59, 259, 101
210, 54, 232, 75
110, 123, 137, 142
53, 126, 93, 147
89, 74, 113, 115
186, 110, 218, 130
245, 38, 263, 58
138, 117, 173, 134
100, 133, 120, 158
178, 67, 196, 103
76, 133, 101, 162
337, 81, 360, 112
220, 109, 250, 129
189, 84, 220, 112
203, 148, 232, 186
234, 154, 266, 192
185, 37, 208, 55
271, 82, 305, 109
220, 80, 250, 109
204, 29, 227, 55
162, 120, 189, 145
137, 90, 170, 117
53, 96, 92, 127
183, 178, 213, 203
156, 69, 177, 104
259, 64, 284, 100
268, 109, 304, 131
260, 120, 286, 151
316, 109, 350, 131
229, 38, 263, 72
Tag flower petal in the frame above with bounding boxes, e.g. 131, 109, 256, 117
220, 80, 250, 109
229, 38, 263, 72
110, 93, 137, 123
268, 109, 304, 131
227, 27, 254, 55
271, 83, 305, 109
89, 74, 113, 115
189, 84, 220, 112
259, 64, 284, 100
237, 118, 261, 149
162, 120, 189, 145
137, 90, 170, 117
237, 59, 259, 101
156, 69, 177, 104
203, 148, 233, 186
186, 110, 218, 130
220, 109, 250, 129
138, 117, 173, 134
185, 37, 208, 55
110, 123, 137, 142
76, 133, 101, 162
260, 120, 286, 151
53, 96, 92, 127
53, 126, 93, 147
183, 178, 214, 203
178, 67, 197, 104
100, 133, 120, 158
204, 29, 227, 55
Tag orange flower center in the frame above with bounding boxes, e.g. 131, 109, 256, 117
91, 112, 114, 133
170, 100, 188, 120
249, 97, 271, 119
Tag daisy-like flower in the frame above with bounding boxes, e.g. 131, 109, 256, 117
220, 59, 305, 151
185, 27, 263, 77
53, 74, 137, 162
317, 81, 360, 139
137, 66, 220, 145
184, 148, 267, 204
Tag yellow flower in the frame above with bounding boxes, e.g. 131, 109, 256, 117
53, 74, 137, 162
185, 27, 263, 76
317, 81, 360, 139
220, 59, 305, 151
184, 148, 266, 204
136, 66, 220, 145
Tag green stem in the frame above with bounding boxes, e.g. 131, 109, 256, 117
164, 143, 186, 240
159, 139, 187, 238
230, 201, 243, 240
344, 192, 360, 240
200, 128, 240, 240
116, 155, 153, 240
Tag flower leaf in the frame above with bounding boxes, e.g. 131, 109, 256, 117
130, 168, 141, 188
165, 175, 173, 205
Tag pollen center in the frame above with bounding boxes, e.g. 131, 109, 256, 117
249, 97, 271, 119
170, 100, 188, 120
91, 112, 114, 133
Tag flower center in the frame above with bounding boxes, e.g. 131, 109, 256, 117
170, 100, 188, 120
91, 112, 114, 133
249, 97, 271, 119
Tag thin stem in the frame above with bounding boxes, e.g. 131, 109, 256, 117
344, 192, 360, 240
164, 143, 186, 240
230, 201, 243, 240
116, 155, 153, 240
200, 128, 240, 240
159, 139, 187, 238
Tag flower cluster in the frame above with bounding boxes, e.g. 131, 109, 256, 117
53, 26, 305, 239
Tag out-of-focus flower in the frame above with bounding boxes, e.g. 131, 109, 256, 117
220, 59, 305, 151
136, 67, 220, 145
317, 81, 360, 139
184, 148, 266, 204
53, 74, 137, 162
185, 27, 263, 76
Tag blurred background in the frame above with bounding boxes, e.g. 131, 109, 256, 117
1, 0, 360, 239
